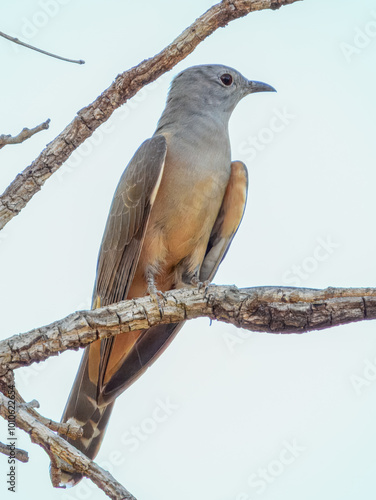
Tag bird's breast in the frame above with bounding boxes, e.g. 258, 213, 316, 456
139, 136, 231, 276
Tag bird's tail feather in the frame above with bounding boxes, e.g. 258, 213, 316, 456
57, 344, 114, 486
57, 322, 183, 486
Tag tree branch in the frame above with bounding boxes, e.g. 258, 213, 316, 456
1, 282, 373, 497
0, 391, 135, 500
0, 0, 300, 231
0, 31, 84, 65
0, 440, 29, 463
0, 119, 51, 150
1, 285, 375, 377
12, 390, 83, 440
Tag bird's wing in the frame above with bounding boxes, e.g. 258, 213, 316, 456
94, 135, 168, 403
94, 134, 167, 306
61, 135, 167, 428
200, 161, 248, 282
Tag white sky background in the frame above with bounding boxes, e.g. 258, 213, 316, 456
1, 0, 376, 499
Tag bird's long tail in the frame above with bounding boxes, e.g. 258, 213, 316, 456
57, 322, 182, 486
58, 343, 115, 486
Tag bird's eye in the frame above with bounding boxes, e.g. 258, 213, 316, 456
220, 73, 233, 86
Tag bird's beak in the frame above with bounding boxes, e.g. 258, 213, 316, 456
247, 80, 276, 94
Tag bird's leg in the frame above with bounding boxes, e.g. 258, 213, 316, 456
146, 267, 166, 316
190, 266, 210, 292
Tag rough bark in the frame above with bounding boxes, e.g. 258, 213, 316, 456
1, 285, 376, 377
1, 283, 374, 498
0, 0, 300, 231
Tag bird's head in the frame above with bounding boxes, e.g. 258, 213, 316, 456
167, 64, 276, 116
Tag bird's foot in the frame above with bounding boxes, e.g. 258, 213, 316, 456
148, 288, 166, 317
190, 275, 210, 293
146, 271, 166, 316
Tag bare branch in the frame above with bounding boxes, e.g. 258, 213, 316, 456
1, 284, 375, 376
2, 281, 372, 498
0, 0, 300, 231
13, 391, 83, 440
0, 440, 29, 463
38, 416, 83, 440
0, 391, 136, 500
0, 31, 84, 65
0, 119, 51, 150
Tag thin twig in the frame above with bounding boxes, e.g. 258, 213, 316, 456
0, 31, 84, 65
13, 391, 83, 440
0, 440, 29, 463
0, 119, 51, 150
41, 417, 83, 440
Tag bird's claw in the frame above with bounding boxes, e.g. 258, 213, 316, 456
148, 284, 166, 317
191, 276, 210, 293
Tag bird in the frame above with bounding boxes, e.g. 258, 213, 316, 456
58, 64, 275, 485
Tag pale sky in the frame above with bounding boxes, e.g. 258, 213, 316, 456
1, 1, 376, 499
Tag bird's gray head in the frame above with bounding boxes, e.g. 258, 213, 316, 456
157, 64, 275, 131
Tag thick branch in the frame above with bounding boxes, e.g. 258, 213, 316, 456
0, 0, 300, 231
0, 392, 135, 500
0, 31, 84, 65
1, 285, 376, 376
0, 119, 50, 149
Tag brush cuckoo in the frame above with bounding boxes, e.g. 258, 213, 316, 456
58, 64, 275, 485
